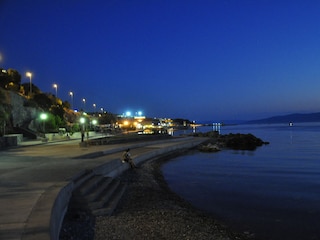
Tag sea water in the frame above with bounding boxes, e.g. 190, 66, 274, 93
162, 123, 320, 240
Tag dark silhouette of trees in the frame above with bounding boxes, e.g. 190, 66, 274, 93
99, 112, 117, 124
33, 93, 52, 110
0, 68, 21, 91
50, 104, 65, 125
21, 82, 41, 96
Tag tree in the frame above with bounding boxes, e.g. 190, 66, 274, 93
7, 69, 21, 85
99, 112, 117, 124
0, 69, 10, 89
62, 100, 71, 109
1, 69, 21, 91
33, 93, 53, 110
21, 82, 41, 96
50, 104, 65, 125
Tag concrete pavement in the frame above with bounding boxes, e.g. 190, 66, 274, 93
0, 135, 207, 240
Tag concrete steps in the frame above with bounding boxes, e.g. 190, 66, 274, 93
69, 174, 127, 217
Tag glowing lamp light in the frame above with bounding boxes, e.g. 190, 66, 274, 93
40, 113, 48, 133
80, 117, 86, 124
40, 113, 48, 120
53, 83, 58, 97
26, 72, 32, 78
26, 72, 32, 95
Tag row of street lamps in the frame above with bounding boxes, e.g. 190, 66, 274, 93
25, 71, 102, 112
39, 112, 98, 138
26, 71, 58, 97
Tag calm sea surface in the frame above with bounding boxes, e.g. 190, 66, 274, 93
162, 123, 320, 240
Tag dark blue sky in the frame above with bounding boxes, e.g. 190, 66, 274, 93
1, 0, 320, 121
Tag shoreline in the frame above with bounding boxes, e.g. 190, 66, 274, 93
60, 151, 255, 240
99, 153, 254, 239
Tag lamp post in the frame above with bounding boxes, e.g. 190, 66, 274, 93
53, 84, 58, 98
69, 91, 73, 109
92, 119, 98, 126
40, 113, 48, 134
93, 103, 96, 114
80, 117, 86, 142
82, 98, 86, 111
26, 72, 32, 96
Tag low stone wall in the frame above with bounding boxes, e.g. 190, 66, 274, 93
0, 135, 21, 149
50, 138, 205, 240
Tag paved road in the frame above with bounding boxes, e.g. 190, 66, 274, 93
0, 136, 206, 240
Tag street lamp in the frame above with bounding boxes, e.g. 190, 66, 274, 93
92, 119, 98, 125
26, 72, 32, 96
93, 103, 96, 113
53, 84, 58, 98
69, 91, 73, 109
80, 117, 86, 142
80, 117, 86, 125
82, 98, 86, 111
40, 113, 48, 134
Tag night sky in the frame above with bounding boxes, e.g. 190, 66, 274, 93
1, 0, 320, 122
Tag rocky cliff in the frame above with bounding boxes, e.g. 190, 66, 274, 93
5, 91, 39, 130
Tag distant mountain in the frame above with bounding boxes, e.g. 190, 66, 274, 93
246, 112, 320, 124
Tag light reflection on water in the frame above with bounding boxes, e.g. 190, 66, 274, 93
162, 123, 320, 240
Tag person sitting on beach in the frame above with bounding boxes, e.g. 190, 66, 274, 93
122, 148, 137, 169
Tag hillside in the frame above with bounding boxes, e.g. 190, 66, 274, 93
0, 89, 39, 129
246, 112, 320, 124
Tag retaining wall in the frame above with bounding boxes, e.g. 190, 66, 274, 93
23, 137, 206, 240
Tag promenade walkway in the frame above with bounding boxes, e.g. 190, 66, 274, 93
0, 135, 207, 240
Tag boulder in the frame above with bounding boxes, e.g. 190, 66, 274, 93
218, 133, 269, 150
198, 143, 221, 152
